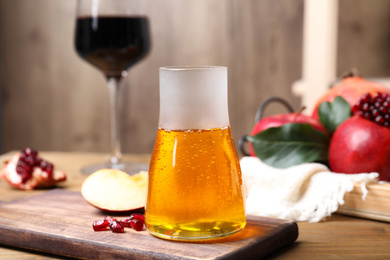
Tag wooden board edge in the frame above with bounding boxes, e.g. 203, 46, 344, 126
260, 220, 299, 257
0, 224, 177, 260
337, 207, 390, 223
224, 219, 298, 259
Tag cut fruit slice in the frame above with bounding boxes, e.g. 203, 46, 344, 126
1, 152, 66, 190
81, 169, 147, 212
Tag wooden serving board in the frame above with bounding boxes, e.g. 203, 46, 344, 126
0, 189, 298, 260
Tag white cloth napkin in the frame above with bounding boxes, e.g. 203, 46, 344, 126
240, 156, 379, 222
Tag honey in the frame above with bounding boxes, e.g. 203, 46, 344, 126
145, 127, 246, 241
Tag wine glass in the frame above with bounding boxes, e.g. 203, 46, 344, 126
74, 0, 151, 174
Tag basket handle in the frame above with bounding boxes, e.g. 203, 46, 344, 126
239, 97, 294, 156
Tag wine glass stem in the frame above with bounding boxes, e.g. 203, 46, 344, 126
107, 77, 122, 165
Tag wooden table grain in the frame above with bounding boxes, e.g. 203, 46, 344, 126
1, 151, 390, 259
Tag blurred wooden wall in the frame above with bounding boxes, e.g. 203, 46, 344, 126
0, 0, 389, 156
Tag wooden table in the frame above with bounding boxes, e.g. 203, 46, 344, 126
0, 151, 389, 259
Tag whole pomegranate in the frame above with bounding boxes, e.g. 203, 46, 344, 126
329, 92, 390, 181
312, 70, 390, 120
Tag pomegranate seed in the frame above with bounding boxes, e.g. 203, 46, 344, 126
110, 221, 124, 233
363, 112, 372, 120
104, 216, 117, 224
40, 161, 48, 170
93, 215, 145, 234
380, 106, 387, 114
372, 109, 380, 117
22, 148, 38, 161
361, 93, 371, 103
92, 220, 109, 231
130, 220, 144, 231
16, 160, 32, 183
362, 103, 369, 111
17, 160, 31, 171
25, 155, 36, 166
36, 158, 42, 166
23, 147, 33, 156
45, 163, 53, 176
376, 115, 386, 125
19, 171, 32, 183
120, 217, 132, 228
130, 213, 145, 224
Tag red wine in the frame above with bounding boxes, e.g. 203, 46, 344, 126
75, 16, 150, 78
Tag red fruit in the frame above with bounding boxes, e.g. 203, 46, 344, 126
130, 213, 145, 224
92, 220, 110, 231
104, 216, 117, 224
312, 72, 390, 120
23, 147, 37, 157
329, 114, 390, 181
120, 217, 132, 228
120, 214, 145, 230
109, 221, 125, 233
0, 147, 66, 190
130, 220, 144, 231
248, 109, 328, 156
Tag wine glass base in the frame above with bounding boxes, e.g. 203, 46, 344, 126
81, 161, 149, 175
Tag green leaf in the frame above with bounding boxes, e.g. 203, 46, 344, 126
247, 123, 330, 168
318, 96, 351, 135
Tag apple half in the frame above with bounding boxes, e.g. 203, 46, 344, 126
81, 169, 147, 212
